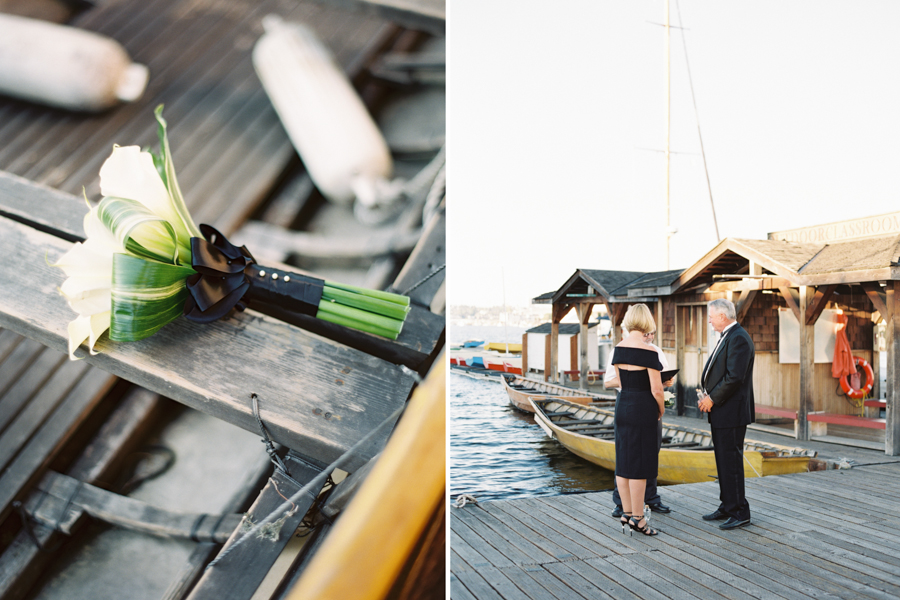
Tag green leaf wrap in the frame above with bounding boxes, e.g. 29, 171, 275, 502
110, 253, 196, 341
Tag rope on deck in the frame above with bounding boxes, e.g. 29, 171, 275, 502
207, 402, 406, 568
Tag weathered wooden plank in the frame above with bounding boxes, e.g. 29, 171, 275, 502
487, 499, 606, 560
652, 506, 849, 600
658, 492, 894, 599
448, 535, 495, 575
512, 497, 626, 557
0, 347, 67, 434
0, 368, 114, 524
450, 552, 533, 600
541, 561, 635, 600
0, 387, 163, 600
26, 471, 242, 541
467, 503, 572, 563
0, 215, 414, 470
0, 357, 89, 473
186, 453, 327, 600
0, 338, 44, 405
604, 553, 712, 600
641, 545, 768, 600
517, 564, 598, 600
0, 172, 85, 242
449, 572, 482, 600
585, 556, 693, 600
551, 495, 652, 553
451, 511, 523, 569
451, 568, 505, 600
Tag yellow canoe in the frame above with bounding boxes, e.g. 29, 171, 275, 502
500, 374, 613, 413
483, 342, 522, 353
530, 397, 815, 484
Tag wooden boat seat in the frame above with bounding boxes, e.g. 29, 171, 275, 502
807, 412, 886, 432
661, 441, 703, 448
552, 419, 608, 426
755, 404, 798, 420
556, 423, 613, 432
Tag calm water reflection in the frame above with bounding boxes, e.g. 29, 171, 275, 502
449, 372, 616, 503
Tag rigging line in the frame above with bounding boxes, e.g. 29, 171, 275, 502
675, 0, 721, 242
206, 403, 406, 568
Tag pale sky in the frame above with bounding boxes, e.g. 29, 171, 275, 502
447, 1, 900, 308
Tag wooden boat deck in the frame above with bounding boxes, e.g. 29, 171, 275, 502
0, 0, 390, 236
451, 461, 900, 600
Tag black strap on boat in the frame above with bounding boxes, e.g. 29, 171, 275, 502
12, 501, 63, 553
251, 393, 290, 477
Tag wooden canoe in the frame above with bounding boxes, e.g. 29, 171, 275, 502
530, 397, 815, 484
500, 374, 613, 413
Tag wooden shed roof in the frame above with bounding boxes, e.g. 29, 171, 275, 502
537, 231, 900, 307
525, 323, 597, 335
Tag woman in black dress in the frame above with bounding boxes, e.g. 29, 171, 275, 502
612, 304, 665, 536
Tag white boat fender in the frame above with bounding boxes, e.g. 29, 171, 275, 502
0, 14, 148, 112
252, 15, 394, 207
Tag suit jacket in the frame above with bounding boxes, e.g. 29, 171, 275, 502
702, 323, 755, 428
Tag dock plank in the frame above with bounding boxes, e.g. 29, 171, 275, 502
541, 560, 635, 600
452, 464, 900, 600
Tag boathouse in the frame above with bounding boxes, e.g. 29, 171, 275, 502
534, 213, 900, 455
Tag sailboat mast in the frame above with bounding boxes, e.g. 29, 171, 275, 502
665, 0, 671, 270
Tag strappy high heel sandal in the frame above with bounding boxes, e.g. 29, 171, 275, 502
620, 512, 631, 533
629, 515, 659, 536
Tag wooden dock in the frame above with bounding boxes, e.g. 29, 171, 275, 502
451, 461, 900, 600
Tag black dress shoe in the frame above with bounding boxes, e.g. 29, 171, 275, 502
647, 503, 671, 514
611, 506, 624, 518
702, 509, 729, 521
719, 517, 751, 530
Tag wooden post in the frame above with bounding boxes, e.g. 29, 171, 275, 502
676, 305, 686, 416
521, 333, 528, 377
577, 303, 593, 390
550, 320, 559, 384
544, 334, 551, 382
887, 280, 900, 455
655, 300, 662, 346
798, 286, 815, 441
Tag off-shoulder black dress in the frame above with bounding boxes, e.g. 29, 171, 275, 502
612, 346, 663, 479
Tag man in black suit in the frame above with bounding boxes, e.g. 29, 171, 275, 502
697, 298, 755, 530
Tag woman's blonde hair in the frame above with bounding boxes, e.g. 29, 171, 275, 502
622, 303, 656, 335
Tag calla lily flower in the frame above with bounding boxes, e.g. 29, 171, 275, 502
55, 106, 201, 358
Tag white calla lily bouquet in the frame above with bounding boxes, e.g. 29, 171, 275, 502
55, 107, 410, 359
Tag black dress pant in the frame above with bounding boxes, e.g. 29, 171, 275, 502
613, 417, 663, 507
711, 425, 750, 521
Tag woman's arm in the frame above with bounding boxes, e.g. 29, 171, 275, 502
649, 369, 665, 418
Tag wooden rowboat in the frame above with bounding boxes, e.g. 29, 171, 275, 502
499, 374, 613, 413
530, 397, 815, 484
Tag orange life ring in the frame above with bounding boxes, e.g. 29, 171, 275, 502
840, 356, 874, 399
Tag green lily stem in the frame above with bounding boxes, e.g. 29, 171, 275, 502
323, 281, 410, 307
315, 300, 404, 339
321, 285, 410, 320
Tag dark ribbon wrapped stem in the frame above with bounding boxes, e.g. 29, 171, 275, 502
184, 224, 324, 324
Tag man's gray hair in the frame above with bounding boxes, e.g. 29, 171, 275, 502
708, 298, 736, 320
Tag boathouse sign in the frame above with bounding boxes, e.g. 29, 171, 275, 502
768, 211, 900, 243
